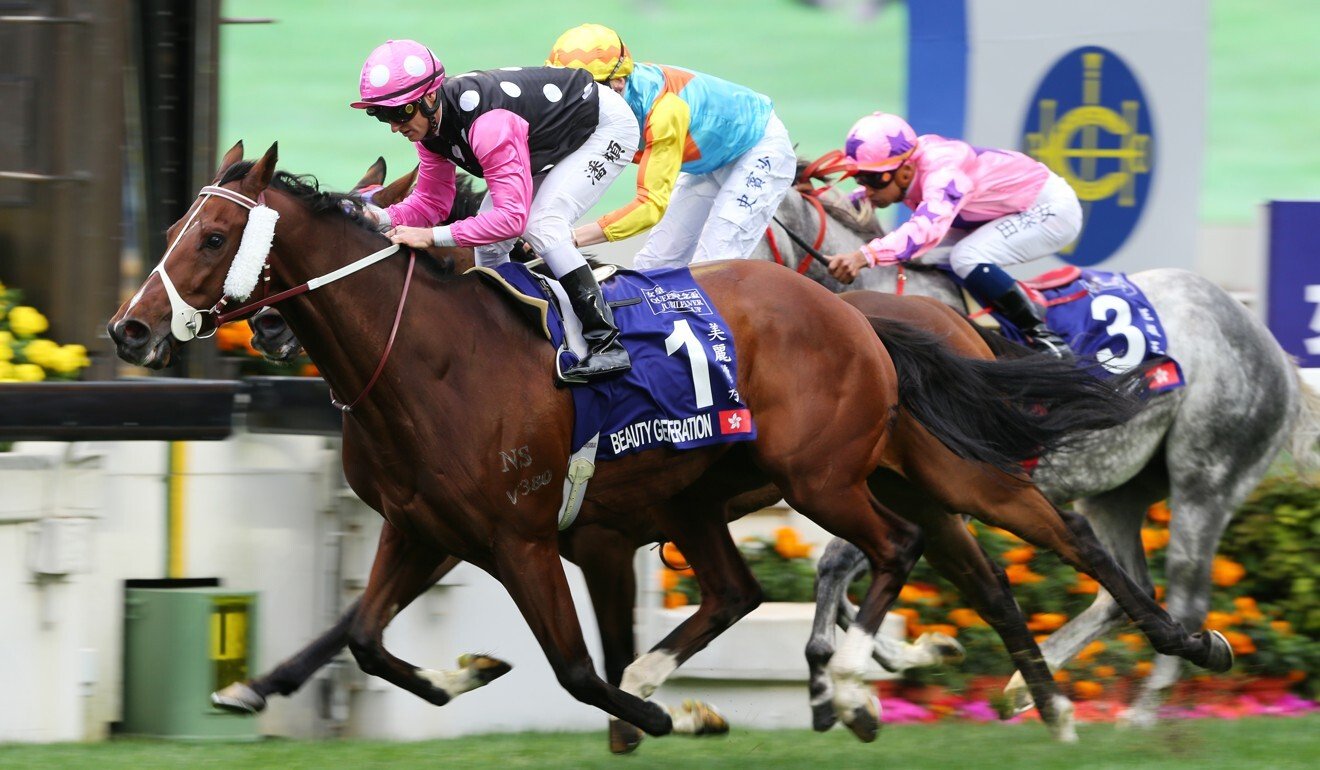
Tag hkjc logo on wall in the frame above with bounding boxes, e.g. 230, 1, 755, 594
1022, 46, 1155, 266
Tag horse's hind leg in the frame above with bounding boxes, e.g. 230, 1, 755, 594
915, 512, 1075, 741
348, 523, 510, 706
213, 557, 462, 714
911, 462, 1232, 675
1003, 485, 1153, 715
613, 497, 764, 733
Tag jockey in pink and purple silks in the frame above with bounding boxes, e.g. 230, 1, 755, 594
825, 112, 1081, 357
352, 39, 640, 383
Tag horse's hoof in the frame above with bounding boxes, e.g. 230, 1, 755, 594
669, 699, 729, 736
458, 653, 513, 684
1116, 705, 1159, 730
1045, 695, 1078, 743
1201, 630, 1234, 673
609, 718, 644, 754
211, 682, 266, 715
1001, 671, 1036, 717
841, 696, 881, 743
812, 700, 839, 732
917, 631, 966, 666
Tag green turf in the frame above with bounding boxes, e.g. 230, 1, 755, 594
2, 716, 1317, 770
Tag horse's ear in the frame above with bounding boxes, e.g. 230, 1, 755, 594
242, 142, 279, 196
354, 157, 387, 191
374, 164, 419, 207
214, 140, 245, 182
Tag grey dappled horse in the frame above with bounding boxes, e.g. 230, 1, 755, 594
765, 187, 1320, 726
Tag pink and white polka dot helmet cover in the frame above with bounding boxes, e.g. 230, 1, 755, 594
844, 112, 919, 172
351, 39, 445, 108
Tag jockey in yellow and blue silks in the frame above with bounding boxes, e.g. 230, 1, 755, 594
547, 24, 796, 270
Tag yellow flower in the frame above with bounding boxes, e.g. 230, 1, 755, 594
13, 363, 45, 382
0, 342, 11, 363
0, 361, 15, 380
0, 330, 12, 345
22, 338, 57, 367
7, 306, 49, 337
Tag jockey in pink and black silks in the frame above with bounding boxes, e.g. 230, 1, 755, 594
352, 39, 639, 383
825, 112, 1081, 358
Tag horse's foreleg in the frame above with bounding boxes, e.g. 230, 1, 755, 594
565, 526, 645, 754
492, 536, 694, 738
786, 483, 925, 743
348, 523, 510, 706
806, 537, 868, 732
213, 556, 462, 714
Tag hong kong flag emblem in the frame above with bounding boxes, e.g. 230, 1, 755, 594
719, 409, 753, 435
1143, 361, 1183, 392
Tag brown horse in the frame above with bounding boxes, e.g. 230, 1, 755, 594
109, 142, 1231, 745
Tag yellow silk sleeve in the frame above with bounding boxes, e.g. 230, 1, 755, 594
598, 92, 691, 242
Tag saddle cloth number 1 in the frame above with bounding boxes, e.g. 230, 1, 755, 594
665, 319, 714, 409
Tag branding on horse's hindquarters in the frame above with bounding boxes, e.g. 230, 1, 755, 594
506, 470, 553, 505
499, 445, 532, 472
641, 284, 712, 316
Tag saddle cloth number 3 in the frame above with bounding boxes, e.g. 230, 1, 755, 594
1091, 294, 1147, 373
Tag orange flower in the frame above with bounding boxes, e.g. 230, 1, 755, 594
1052, 669, 1071, 683
1027, 612, 1067, 632
1147, 500, 1171, 524
1204, 611, 1238, 631
1034, 634, 1051, 646
1233, 597, 1264, 622
1286, 670, 1307, 683
1211, 556, 1246, 587
1077, 640, 1107, 662
948, 608, 987, 628
1133, 661, 1154, 677
299, 362, 320, 377
659, 569, 679, 591
1068, 574, 1100, 594
1093, 665, 1118, 679
1141, 528, 1170, 552
922, 624, 958, 638
663, 591, 688, 609
1073, 680, 1104, 699
661, 542, 688, 569
1118, 633, 1145, 652
1271, 620, 1294, 635
774, 527, 813, 559
898, 583, 942, 604
214, 321, 252, 352
1154, 584, 1165, 601
966, 522, 978, 536
1003, 546, 1036, 564
1005, 564, 1045, 585
1223, 631, 1256, 656
987, 526, 1023, 543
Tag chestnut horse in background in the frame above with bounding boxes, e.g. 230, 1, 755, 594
108, 142, 1231, 747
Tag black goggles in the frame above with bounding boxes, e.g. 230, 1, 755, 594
854, 170, 896, 189
365, 101, 420, 124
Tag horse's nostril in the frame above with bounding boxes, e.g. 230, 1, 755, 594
114, 319, 151, 347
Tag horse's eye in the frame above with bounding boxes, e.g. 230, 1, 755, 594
204, 233, 225, 249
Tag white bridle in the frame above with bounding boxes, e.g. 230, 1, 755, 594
129, 184, 279, 341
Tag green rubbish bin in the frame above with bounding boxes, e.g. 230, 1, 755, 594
122, 579, 259, 740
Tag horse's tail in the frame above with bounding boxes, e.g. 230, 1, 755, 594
1289, 369, 1320, 475
869, 317, 1143, 474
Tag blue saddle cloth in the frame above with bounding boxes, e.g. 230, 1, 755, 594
490, 263, 758, 460
992, 269, 1184, 394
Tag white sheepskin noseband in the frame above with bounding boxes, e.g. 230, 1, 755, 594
224, 203, 279, 300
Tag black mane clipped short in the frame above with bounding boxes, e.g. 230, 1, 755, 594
217, 160, 483, 228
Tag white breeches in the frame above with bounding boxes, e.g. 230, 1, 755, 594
920, 172, 1083, 279
633, 113, 795, 271
475, 83, 639, 278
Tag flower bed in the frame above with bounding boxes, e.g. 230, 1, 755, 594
0, 281, 91, 382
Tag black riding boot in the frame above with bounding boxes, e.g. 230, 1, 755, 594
991, 284, 1073, 360
558, 265, 632, 383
